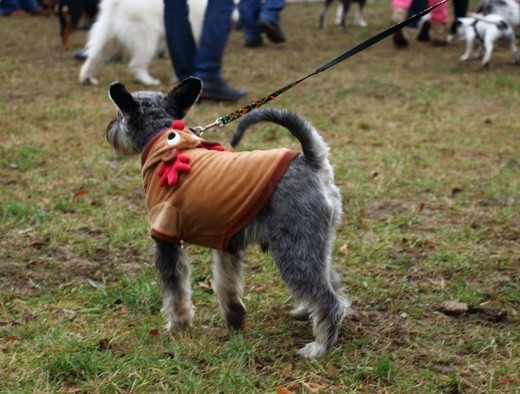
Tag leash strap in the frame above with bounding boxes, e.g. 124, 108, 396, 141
196, 0, 449, 134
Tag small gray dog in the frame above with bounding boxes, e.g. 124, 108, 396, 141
106, 77, 351, 358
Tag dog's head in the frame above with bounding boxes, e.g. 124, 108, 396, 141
106, 77, 202, 155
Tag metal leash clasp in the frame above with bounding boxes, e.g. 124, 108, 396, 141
193, 118, 224, 137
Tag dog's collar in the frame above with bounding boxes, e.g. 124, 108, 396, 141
142, 129, 169, 166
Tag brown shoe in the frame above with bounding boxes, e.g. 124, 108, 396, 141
430, 21, 448, 46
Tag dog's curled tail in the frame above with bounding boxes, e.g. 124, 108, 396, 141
230, 108, 330, 169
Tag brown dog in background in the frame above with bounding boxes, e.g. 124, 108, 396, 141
57, 0, 99, 50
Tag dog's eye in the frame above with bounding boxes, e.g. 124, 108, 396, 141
167, 132, 180, 146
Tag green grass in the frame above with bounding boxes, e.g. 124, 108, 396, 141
1, 1, 519, 392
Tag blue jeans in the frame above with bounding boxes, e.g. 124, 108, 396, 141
238, 0, 285, 43
0, 0, 38, 15
164, 0, 234, 81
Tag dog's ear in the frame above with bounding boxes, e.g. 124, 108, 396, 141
108, 82, 140, 119
166, 77, 202, 119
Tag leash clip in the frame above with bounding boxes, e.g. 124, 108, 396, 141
193, 118, 224, 137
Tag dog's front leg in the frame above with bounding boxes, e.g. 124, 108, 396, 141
460, 34, 475, 61
154, 240, 195, 332
212, 250, 246, 330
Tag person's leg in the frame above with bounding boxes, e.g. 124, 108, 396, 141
391, 0, 412, 47
259, 0, 285, 43
239, 0, 262, 46
194, 0, 234, 81
19, 0, 38, 12
164, 0, 197, 81
1, 0, 24, 16
195, 0, 247, 101
429, 0, 448, 45
450, 0, 468, 34
260, 0, 284, 24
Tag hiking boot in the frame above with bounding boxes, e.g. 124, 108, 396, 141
259, 19, 285, 43
200, 78, 248, 102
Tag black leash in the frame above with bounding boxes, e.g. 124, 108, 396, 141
194, 0, 450, 136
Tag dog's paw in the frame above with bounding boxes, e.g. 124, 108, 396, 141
164, 305, 195, 332
80, 76, 99, 85
290, 304, 311, 321
296, 342, 327, 359
136, 75, 161, 86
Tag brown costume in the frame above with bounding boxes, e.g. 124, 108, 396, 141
141, 126, 299, 252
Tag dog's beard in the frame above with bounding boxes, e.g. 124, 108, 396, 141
106, 119, 139, 155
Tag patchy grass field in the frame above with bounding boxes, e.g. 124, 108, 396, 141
1, 1, 519, 392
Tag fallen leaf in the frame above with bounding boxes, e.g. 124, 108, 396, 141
303, 382, 326, 392
149, 328, 160, 337
439, 301, 468, 316
276, 387, 293, 394
72, 188, 89, 200
498, 374, 517, 385
340, 244, 349, 254
284, 382, 300, 391
254, 284, 267, 293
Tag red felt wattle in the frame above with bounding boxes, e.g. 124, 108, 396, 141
171, 120, 185, 130
157, 149, 191, 187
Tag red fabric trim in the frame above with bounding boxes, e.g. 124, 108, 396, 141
222, 149, 299, 252
151, 229, 181, 246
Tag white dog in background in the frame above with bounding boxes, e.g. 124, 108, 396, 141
456, 13, 519, 66
79, 0, 206, 86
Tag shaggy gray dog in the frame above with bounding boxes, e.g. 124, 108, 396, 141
106, 77, 351, 358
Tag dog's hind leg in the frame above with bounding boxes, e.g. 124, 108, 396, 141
154, 240, 195, 332
121, 34, 161, 86
481, 34, 495, 66
507, 31, 520, 64
355, 0, 368, 27
269, 225, 351, 358
319, 0, 334, 29
336, 0, 350, 31
212, 250, 247, 330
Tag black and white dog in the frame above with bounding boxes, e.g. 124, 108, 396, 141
478, 0, 520, 27
318, 0, 367, 31
106, 77, 352, 359
456, 13, 519, 66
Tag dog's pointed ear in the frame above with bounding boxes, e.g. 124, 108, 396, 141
109, 82, 140, 119
166, 77, 202, 119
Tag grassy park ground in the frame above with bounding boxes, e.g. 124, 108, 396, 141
1, 1, 519, 392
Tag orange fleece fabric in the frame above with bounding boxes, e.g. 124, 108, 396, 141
141, 128, 299, 251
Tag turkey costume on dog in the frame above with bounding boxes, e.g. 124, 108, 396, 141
141, 120, 299, 251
